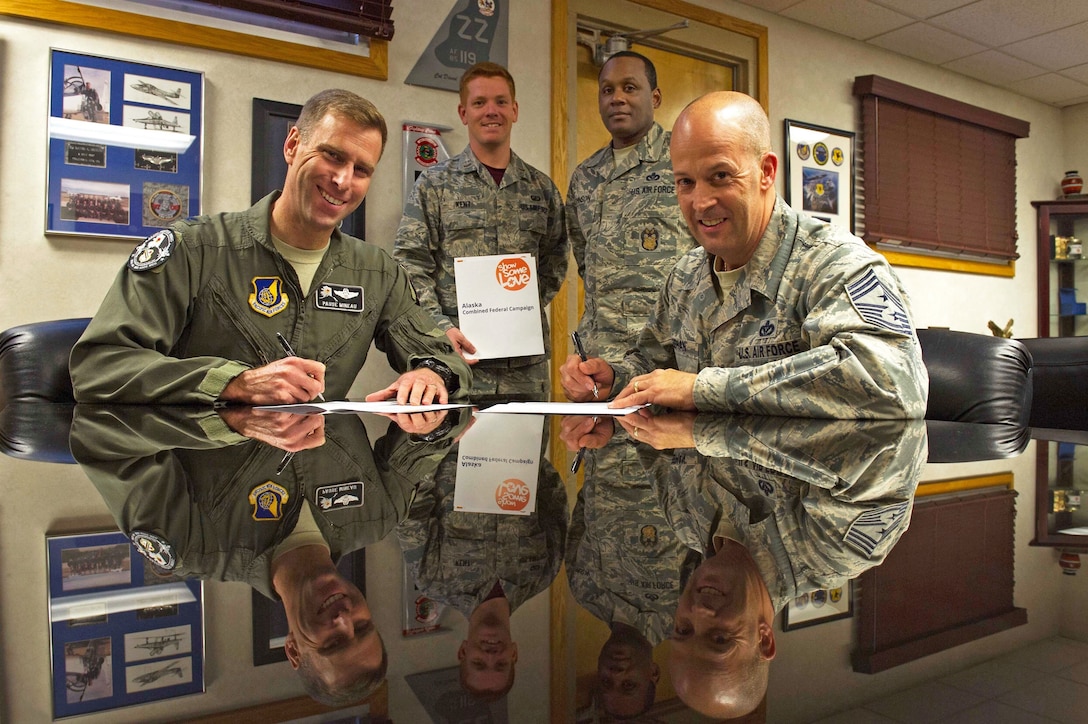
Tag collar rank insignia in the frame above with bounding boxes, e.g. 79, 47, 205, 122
131, 531, 177, 570
249, 277, 289, 317
846, 269, 912, 336
128, 229, 176, 272
316, 482, 364, 511
315, 283, 364, 313
641, 226, 659, 251
844, 502, 910, 558
250, 481, 289, 520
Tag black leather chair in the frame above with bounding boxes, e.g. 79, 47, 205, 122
0, 318, 90, 462
916, 328, 1033, 427
1017, 336, 1088, 436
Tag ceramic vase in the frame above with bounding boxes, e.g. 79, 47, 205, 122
1062, 170, 1083, 196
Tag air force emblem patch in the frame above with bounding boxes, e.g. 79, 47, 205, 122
316, 482, 364, 510
846, 269, 912, 335
128, 229, 176, 271
249, 277, 289, 317
844, 502, 910, 558
250, 481, 289, 520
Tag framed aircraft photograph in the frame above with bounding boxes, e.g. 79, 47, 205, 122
46, 530, 205, 719
784, 119, 855, 233
46, 49, 204, 240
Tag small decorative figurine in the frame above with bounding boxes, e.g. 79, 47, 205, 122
987, 319, 1014, 338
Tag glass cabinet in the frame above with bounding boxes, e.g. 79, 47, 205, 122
1033, 199, 1088, 338
1034, 438, 1088, 547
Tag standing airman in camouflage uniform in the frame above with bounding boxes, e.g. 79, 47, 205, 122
395, 420, 567, 700
394, 62, 568, 398
560, 91, 928, 419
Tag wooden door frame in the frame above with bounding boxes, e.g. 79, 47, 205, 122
547, 1, 768, 719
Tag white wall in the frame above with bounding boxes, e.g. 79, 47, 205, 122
0, 1, 553, 722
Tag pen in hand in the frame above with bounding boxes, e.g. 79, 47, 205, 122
570, 415, 600, 474
570, 331, 599, 400
276, 332, 326, 402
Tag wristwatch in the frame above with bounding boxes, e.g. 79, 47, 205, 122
414, 357, 459, 392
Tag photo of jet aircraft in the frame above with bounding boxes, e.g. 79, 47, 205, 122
130, 80, 184, 105
132, 111, 182, 132
132, 661, 184, 687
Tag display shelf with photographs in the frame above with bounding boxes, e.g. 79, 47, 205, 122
47, 49, 203, 240
46, 530, 204, 719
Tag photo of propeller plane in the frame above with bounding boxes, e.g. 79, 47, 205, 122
130, 80, 184, 105
132, 661, 184, 687
132, 111, 182, 132
133, 632, 183, 657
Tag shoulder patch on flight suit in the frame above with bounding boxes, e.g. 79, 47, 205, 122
128, 229, 176, 271
249, 277, 289, 317
846, 269, 912, 336
131, 531, 177, 570
316, 482, 364, 510
315, 283, 364, 313
844, 501, 909, 558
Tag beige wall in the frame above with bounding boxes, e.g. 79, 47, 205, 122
0, 0, 1082, 722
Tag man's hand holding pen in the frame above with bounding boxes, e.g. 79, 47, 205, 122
562, 332, 615, 403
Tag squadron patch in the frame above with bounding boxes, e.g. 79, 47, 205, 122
844, 502, 910, 558
131, 531, 176, 570
315, 283, 364, 313
250, 481, 289, 520
249, 277, 289, 317
846, 269, 912, 335
316, 482, 364, 510
128, 229, 176, 271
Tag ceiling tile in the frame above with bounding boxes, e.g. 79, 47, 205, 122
1060, 63, 1088, 84
781, 0, 914, 40
1006, 73, 1088, 105
942, 50, 1047, 85
1002, 22, 1088, 72
928, 0, 1088, 47
869, 22, 987, 64
869, 0, 978, 21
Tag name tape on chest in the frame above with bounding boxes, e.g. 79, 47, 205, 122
316, 482, 364, 510
315, 283, 364, 313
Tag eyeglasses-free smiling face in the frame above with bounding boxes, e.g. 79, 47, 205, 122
275, 112, 383, 249
458, 75, 519, 152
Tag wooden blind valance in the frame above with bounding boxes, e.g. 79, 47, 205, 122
191, 0, 395, 39
853, 75, 1029, 262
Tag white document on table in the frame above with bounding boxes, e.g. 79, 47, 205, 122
453, 253, 543, 360
256, 401, 472, 414
454, 413, 543, 516
477, 401, 648, 416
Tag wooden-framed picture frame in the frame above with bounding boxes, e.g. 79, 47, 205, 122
781, 582, 853, 631
46, 49, 204, 240
46, 529, 204, 719
251, 550, 366, 666
784, 119, 855, 232
251, 97, 365, 239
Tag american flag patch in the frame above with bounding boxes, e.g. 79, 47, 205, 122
846, 269, 912, 335
844, 502, 910, 558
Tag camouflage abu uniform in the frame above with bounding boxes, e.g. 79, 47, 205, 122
394, 146, 568, 398
640, 414, 926, 612
566, 122, 694, 360
395, 434, 568, 618
613, 197, 929, 418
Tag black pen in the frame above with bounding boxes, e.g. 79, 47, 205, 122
570, 416, 598, 474
276, 332, 325, 402
570, 331, 599, 399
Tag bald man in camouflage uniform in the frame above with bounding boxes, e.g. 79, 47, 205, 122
561, 92, 927, 418
395, 62, 567, 398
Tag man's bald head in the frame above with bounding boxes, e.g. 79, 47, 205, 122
674, 91, 771, 165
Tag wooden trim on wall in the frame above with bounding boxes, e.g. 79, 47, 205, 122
875, 247, 1017, 278
0, 0, 388, 80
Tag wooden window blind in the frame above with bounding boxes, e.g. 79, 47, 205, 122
853, 75, 1029, 262
190, 0, 395, 39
